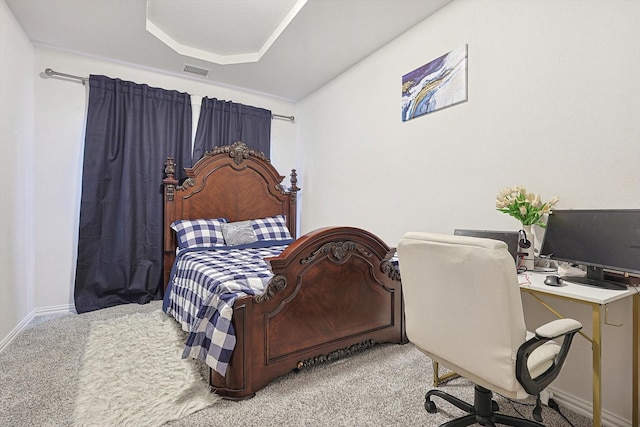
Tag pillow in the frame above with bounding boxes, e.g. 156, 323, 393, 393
251, 215, 292, 241
221, 220, 258, 246
170, 218, 227, 249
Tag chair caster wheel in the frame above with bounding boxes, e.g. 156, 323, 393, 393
492, 400, 499, 412
424, 399, 437, 413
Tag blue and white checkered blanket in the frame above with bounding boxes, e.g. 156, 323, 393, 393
163, 242, 290, 376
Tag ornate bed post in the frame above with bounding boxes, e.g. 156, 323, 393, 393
163, 157, 178, 200
289, 169, 299, 237
162, 157, 179, 290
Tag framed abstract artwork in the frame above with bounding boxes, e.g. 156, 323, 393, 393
402, 44, 468, 121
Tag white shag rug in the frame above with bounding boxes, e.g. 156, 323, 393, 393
72, 310, 219, 427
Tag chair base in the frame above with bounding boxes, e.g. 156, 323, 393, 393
425, 385, 544, 427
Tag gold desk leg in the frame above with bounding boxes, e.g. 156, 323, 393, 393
432, 360, 459, 387
633, 293, 639, 427
592, 304, 602, 427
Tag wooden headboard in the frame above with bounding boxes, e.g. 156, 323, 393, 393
162, 141, 300, 287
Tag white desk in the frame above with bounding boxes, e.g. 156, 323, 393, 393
519, 272, 639, 427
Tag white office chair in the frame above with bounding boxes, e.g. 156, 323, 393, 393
397, 232, 582, 427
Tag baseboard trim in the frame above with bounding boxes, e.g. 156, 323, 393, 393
0, 312, 35, 353
550, 387, 632, 427
0, 304, 76, 353
33, 304, 76, 317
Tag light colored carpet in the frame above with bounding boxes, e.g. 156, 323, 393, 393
72, 310, 219, 426
0, 300, 593, 426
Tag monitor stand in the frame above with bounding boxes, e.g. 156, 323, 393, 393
562, 266, 628, 291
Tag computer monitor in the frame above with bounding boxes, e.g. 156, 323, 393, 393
539, 209, 640, 290
453, 229, 520, 263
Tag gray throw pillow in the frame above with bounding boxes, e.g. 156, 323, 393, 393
221, 220, 258, 246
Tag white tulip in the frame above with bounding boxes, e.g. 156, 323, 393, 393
532, 194, 541, 207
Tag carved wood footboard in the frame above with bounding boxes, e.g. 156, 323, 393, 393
210, 226, 406, 399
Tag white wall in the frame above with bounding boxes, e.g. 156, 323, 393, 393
0, 0, 35, 347
297, 0, 640, 240
296, 0, 639, 424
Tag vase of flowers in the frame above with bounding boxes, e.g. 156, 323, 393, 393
495, 186, 559, 271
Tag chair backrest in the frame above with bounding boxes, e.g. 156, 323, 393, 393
397, 232, 528, 396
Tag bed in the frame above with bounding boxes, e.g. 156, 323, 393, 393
162, 141, 406, 399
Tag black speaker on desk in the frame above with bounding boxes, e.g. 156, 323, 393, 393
453, 229, 520, 263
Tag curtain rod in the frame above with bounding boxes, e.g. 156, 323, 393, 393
43, 68, 295, 123
44, 68, 88, 84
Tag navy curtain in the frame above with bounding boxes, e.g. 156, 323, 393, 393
74, 75, 192, 313
192, 97, 271, 161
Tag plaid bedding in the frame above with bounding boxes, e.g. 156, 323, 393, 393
163, 243, 289, 376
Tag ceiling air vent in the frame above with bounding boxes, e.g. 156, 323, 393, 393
183, 64, 211, 77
